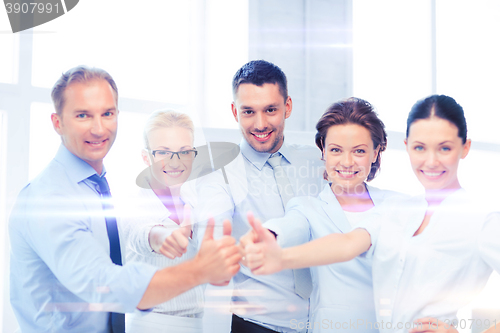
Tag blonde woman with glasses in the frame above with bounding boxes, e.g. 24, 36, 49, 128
120, 110, 204, 333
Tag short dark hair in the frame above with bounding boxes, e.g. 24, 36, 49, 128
406, 94, 467, 144
232, 60, 288, 102
51, 66, 118, 116
315, 97, 387, 182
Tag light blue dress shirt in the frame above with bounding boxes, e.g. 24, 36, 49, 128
360, 189, 500, 333
190, 139, 325, 331
265, 184, 403, 333
9, 145, 158, 333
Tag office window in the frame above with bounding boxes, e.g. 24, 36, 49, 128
353, 0, 433, 133
0, 34, 19, 84
29, 103, 60, 180
31, 1, 192, 105
436, 0, 500, 145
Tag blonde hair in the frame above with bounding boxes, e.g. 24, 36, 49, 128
143, 110, 194, 149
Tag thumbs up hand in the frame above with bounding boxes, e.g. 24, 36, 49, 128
238, 212, 260, 268
158, 205, 193, 259
194, 218, 241, 285
242, 213, 284, 275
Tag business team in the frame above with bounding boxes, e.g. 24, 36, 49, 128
8, 61, 500, 333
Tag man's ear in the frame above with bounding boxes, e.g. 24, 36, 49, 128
231, 102, 239, 123
284, 96, 292, 119
51, 113, 63, 135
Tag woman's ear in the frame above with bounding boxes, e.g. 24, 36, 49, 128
461, 139, 472, 159
142, 149, 152, 166
372, 145, 381, 164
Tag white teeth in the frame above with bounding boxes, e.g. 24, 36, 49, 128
337, 170, 356, 175
165, 171, 182, 176
254, 133, 269, 138
423, 171, 443, 177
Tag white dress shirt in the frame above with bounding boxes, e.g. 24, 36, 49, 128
188, 139, 325, 331
361, 189, 500, 333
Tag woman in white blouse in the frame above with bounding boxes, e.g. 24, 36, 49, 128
121, 110, 204, 333
244, 95, 500, 333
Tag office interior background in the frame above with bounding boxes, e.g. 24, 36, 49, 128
1, 0, 500, 331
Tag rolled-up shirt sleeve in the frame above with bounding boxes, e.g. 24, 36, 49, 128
20, 190, 157, 313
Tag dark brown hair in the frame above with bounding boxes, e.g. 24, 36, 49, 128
406, 94, 467, 143
232, 60, 288, 103
315, 97, 387, 182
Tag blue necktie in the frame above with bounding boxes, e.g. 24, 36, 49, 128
88, 174, 125, 333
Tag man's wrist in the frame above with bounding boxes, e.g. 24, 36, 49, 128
188, 256, 209, 285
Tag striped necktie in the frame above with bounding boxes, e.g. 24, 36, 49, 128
267, 154, 294, 209
267, 154, 313, 299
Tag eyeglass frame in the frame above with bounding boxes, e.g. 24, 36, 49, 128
148, 148, 198, 160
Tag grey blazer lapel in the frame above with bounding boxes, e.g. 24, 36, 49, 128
366, 184, 384, 207
318, 185, 352, 233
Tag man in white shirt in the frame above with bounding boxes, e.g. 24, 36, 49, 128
163, 60, 324, 333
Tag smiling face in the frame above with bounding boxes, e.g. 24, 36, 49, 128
232, 83, 292, 154
405, 117, 471, 192
51, 79, 118, 174
324, 123, 379, 194
142, 126, 195, 188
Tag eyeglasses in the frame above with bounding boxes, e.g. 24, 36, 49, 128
150, 149, 198, 161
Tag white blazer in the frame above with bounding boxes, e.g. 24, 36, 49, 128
266, 183, 404, 333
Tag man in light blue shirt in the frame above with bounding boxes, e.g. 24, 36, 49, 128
185, 60, 325, 332
8, 66, 241, 333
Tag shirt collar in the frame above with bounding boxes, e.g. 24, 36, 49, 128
278, 142, 293, 164
239, 138, 292, 171
53, 144, 106, 184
